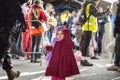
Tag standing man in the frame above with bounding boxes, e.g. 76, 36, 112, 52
0, 0, 26, 79
107, 0, 120, 71
45, 3, 56, 42
81, 0, 100, 66
96, 6, 108, 55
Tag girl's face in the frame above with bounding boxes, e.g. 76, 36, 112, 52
56, 30, 64, 40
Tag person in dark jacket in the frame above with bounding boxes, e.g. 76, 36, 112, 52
107, 0, 120, 71
0, 0, 27, 79
95, 6, 108, 55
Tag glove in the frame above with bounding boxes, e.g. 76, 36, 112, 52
45, 45, 53, 52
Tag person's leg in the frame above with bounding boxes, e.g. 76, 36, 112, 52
82, 31, 92, 57
34, 36, 41, 62
107, 34, 120, 71
114, 34, 120, 67
89, 39, 99, 59
30, 36, 36, 62
2, 54, 12, 70
81, 31, 93, 66
0, 29, 20, 79
2, 54, 20, 80
98, 32, 104, 55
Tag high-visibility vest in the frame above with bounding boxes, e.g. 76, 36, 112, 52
82, 3, 98, 32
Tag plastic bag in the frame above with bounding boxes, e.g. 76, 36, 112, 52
74, 50, 82, 62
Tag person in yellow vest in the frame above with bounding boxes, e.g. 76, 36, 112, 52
81, 0, 100, 66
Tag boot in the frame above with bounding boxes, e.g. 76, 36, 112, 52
6, 69, 20, 80
81, 60, 93, 66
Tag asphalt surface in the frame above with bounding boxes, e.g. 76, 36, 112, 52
0, 54, 120, 80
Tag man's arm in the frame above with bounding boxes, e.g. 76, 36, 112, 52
89, 5, 99, 17
7, 0, 26, 25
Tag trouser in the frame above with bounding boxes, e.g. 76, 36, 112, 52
31, 35, 41, 60
97, 32, 104, 53
81, 31, 92, 57
2, 54, 13, 70
114, 33, 120, 66
0, 27, 13, 71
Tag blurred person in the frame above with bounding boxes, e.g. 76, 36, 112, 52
90, 33, 99, 59
45, 3, 56, 42
102, 9, 113, 54
105, 39, 115, 63
45, 3, 54, 15
55, 13, 62, 26
107, 0, 120, 71
81, 0, 100, 66
68, 10, 77, 29
0, 0, 27, 79
68, 10, 78, 39
45, 26, 79, 80
94, 6, 108, 55
21, 0, 32, 17
28, 0, 48, 63
62, 21, 69, 29
21, 0, 32, 60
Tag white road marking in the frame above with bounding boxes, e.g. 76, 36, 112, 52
20, 70, 45, 76
111, 77, 120, 80
33, 73, 97, 80
0, 67, 100, 80
0, 76, 7, 80
0, 70, 45, 80
32, 76, 51, 80
94, 63, 105, 67
79, 73, 97, 77
80, 68, 90, 72
31, 76, 45, 80
106, 63, 114, 67
31, 68, 91, 80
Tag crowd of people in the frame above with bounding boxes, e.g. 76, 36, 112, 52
0, 0, 120, 80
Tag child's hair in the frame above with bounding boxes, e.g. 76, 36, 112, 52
62, 21, 68, 28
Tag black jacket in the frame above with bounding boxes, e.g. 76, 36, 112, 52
97, 13, 108, 33
114, 3, 120, 35
0, 0, 26, 29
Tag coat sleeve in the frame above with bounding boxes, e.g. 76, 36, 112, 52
7, 0, 26, 25
89, 5, 99, 17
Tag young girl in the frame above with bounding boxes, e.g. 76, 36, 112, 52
45, 26, 80, 80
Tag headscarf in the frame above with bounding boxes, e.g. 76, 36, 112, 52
55, 26, 64, 35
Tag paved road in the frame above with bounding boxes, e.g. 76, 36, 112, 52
0, 54, 120, 80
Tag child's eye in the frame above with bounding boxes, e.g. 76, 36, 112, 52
56, 33, 60, 35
